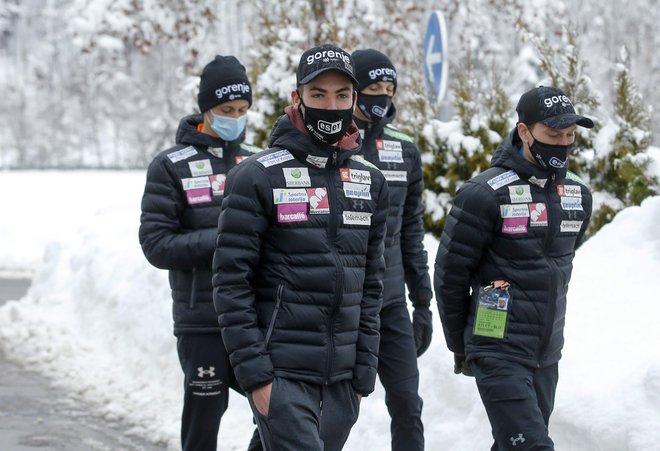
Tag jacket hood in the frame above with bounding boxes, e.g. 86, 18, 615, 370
490, 128, 567, 184
268, 106, 362, 167
175, 114, 245, 150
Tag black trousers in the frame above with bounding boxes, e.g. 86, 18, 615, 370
176, 333, 240, 451
377, 301, 424, 451
471, 357, 559, 450
248, 377, 360, 451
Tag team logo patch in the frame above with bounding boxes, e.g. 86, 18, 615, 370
343, 211, 372, 226
560, 220, 583, 233
343, 182, 372, 200
258, 149, 294, 168
307, 188, 329, 214
508, 185, 532, 203
167, 146, 198, 163
189, 159, 213, 177
283, 167, 311, 187
277, 203, 308, 223
273, 188, 309, 204
560, 196, 583, 211
557, 184, 582, 197
186, 188, 212, 205
500, 204, 530, 218
529, 203, 548, 227
306, 155, 328, 169
502, 217, 528, 234
375, 139, 403, 152
182, 176, 211, 191
340, 168, 371, 185
210, 174, 226, 196
382, 170, 408, 182
487, 170, 520, 191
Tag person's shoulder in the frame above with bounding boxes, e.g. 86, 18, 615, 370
153, 144, 199, 166
564, 170, 591, 192
382, 124, 415, 144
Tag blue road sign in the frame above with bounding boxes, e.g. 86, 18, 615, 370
423, 11, 448, 103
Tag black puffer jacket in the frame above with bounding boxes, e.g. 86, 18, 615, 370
434, 129, 592, 368
355, 106, 432, 309
139, 114, 261, 335
212, 107, 389, 395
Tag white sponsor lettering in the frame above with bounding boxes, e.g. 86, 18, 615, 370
167, 146, 198, 163
487, 170, 520, 191
560, 220, 583, 233
306, 49, 351, 66
182, 176, 211, 190
215, 82, 250, 100
500, 204, 530, 218
382, 170, 408, 182
273, 188, 309, 204
543, 94, 573, 108
343, 211, 372, 226
343, 182, 372, 200
258, 149, 294, 168
368, 67, 397, 81
317, 119, 342, 134
508, 185, 532, 203
340, 168, 371, 185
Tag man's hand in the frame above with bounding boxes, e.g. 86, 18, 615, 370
412, 307, 433, 357
252, 382, 273, 416
453, 353, 473, 377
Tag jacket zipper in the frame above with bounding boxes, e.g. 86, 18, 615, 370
536, 173, 558, 366
324, 160, 343, 384
264, 283, 284, 346
189, 267, 197, 309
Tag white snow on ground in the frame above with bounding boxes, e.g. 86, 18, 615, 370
1, 169, 660, 450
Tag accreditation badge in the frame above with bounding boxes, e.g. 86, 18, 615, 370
473, 280, 511, 339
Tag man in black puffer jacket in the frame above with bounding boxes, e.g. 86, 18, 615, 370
213, 44, 388, 451
434, 86, 593, 450
139, 55, 261, 451
351, 48, 432, 451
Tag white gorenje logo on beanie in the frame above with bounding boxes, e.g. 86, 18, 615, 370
318, 119, 342, 134
543, 95, 572, 108
369, 67, 397, 81
306, 49, 351, 65
215, 82, 251, 100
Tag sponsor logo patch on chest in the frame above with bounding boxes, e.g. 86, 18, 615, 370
508, 185, 532, 203
306, 155, 328, 168
343, 182, 372, 200
189, 159, 213, 177
560, 220, 583, 233
557, 184, 582, 198
382, 170, 408, 182
182, 176, 211, 190
273, 188, 309, 204
375, 139, 403, 152
210, 174, 226, 196
277, 203, 308, 223
529, 203, 548, 226
501, 217, 528, 234
487, 170, 520, 191
500, 204, 530, 218
340, 168, 371, 185
283, 167, 311, 187
307, 188, 330, 214
258, 149, 294, 168
167, 146, 198, 163
560, 196, 583, 211
343, 211, 372, 226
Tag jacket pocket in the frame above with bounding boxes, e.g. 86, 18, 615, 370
264, 283, 284, 346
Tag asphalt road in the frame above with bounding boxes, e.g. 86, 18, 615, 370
0, 278, 165, 450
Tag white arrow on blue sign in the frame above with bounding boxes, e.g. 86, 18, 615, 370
423, 11, 448, 103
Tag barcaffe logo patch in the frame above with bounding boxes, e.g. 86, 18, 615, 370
500, 204, 530, 218
167, 146, 198, 163
307, 188, 329, 214
340, 168, 371, 185
189, 159, 213, 177
273, 188, 309, 204
283, 167, 311, 187
487, 170, 520, 191
557, 184, 582, 197
257, 149, 294, 168
277, 203, 308, 223
343, 211, 372, 226
508, 185, 532, 203
186, 188, 212, 205
210, 174, 226, 196
182, 176, 211, 191
343, 182, 372, 200
502, 217, 528, 234
529, 203, 548, 226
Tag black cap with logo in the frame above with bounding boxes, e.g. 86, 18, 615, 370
296, 44, 358, 87
351, 48, 398, 93
516, 86, 594, 130
197, 55, 252, 113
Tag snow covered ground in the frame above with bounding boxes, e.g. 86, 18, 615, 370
1, 165, 660, 450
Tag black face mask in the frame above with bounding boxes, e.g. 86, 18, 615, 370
357, 94, 392, 124
298, 93, 354, 145
529, 131, 573, 171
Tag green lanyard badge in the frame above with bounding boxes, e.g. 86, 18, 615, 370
473, 280, 511, 339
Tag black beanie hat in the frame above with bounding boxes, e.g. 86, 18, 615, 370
197, 55, 252, 113
351, 49, 397, 93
